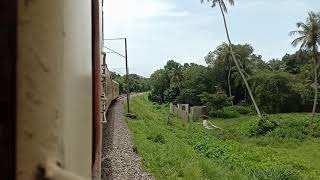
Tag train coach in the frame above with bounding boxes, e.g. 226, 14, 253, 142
1, 0, 118, 179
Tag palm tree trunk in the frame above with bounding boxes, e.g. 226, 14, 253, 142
312, 46, 319, 120
218, 1, 262, 117
228, 59, 233, 106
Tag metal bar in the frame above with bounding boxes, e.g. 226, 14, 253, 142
125, 38, 130, 113
103, 46, 126, 58
104, 38, 126, 41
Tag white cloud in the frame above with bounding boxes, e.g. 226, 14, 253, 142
104, 0, 189, 24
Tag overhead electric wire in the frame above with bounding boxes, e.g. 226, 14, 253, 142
103, 46, 126, 59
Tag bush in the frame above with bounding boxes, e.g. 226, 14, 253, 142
217, 110, 241, 119
268, 117, 320, 140
199, 92, 232, 118
249, 115, 320, 140
148, 91, 162, 103
147, 133, 166, 144
223, 105, 254, 115
250, 116, 279, 136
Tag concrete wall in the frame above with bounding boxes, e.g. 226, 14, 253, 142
16, 0, 92, 179
170, 103, 190, 122
190, 106, 206, 122
170, 103, 206, 122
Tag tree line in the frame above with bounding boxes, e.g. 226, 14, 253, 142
148, 9, 320, 118
148, 0, 320, 118
110, 72, 151, 94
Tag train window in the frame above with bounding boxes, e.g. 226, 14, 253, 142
0, 0, 16, 179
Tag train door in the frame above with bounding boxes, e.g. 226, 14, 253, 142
0, 0, 16, 179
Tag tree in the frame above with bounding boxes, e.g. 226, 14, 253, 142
251, 72, 303, 113
149, 60, 184, 103
205, 43, 264, 105
149, 69, 170, 103
177, 63, 210, 105
268, 59, 285, 72
201, 0, 262, 117
290, 11, 320, 119
165, 60, 184, 91
205, 43, 233, 100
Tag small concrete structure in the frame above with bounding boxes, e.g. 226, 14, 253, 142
190, 106, 206, 122
170, 103, 189, 122
170, 103, 206, 122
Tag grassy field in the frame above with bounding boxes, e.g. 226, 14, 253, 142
126, 95, 320, 180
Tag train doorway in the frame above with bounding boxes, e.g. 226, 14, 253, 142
0, 0, 16, 179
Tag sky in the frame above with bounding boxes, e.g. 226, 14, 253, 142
103, 0, 320, 77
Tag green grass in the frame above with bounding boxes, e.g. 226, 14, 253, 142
126, 95, 320, 180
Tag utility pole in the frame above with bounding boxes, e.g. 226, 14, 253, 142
124, 38, 130, 113
104, 38, 130, 113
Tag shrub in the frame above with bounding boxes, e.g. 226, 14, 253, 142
223, 105, 254, 115
199, 92, 232, 118
147, 133, 166, 144
218, 110, 241, 119
148, 91, 162, 103
250, 116, 279, 136
268, 117, 320, 140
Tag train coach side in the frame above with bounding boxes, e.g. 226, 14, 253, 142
101, 56, 120, 122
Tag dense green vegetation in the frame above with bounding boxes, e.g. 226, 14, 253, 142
127, 96, 320, 180
124, 2, 320, 180
148, 46, 316, 116
147, 6, 320, 117
110, 72, 151, 94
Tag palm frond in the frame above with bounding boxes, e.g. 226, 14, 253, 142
200, 0, 235, 13
299, 41, 307, 51
296, 22, 309, 30
200, 0, 213, 4
289, 30, 305, 36
220, 1, 228, 13
291, 36, 305, 47
228, 0, 235, 6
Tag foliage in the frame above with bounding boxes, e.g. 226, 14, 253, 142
251, 72, 303, 113
199, 92, 232, 117
149, 61, 211, 104
110, 72, 151, 94
176, 88, 201, 106
250, 116, 279, 136
148, 38, 320, 113
148, 69, 170, 103
147, 133, 166, 144
127, 96, 320, 179
205, 43, 267, 104
223, 105, 254, 115
289, 11, 320, 118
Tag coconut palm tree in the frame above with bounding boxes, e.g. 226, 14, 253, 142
201, 0, 262, 117
290, 12, 320, 120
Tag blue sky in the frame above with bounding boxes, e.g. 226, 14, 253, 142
104, 0, 320, 77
